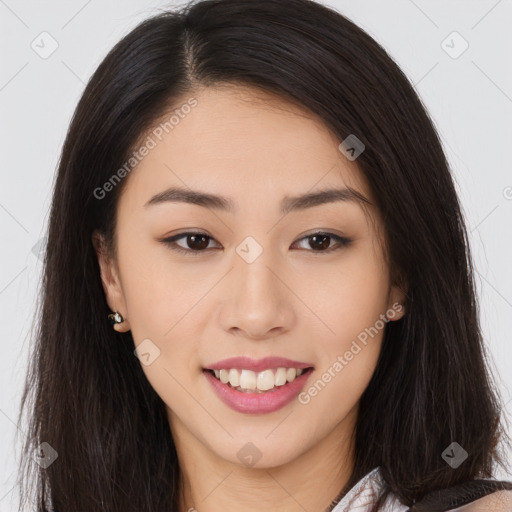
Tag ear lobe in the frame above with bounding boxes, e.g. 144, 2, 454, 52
387, 283, 407, 321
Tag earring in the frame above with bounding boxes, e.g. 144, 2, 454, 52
107, 311, 124, 326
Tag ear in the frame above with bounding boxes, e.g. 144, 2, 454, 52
386, 270, 408, 322
92, 231, 131, 333
386, 286, 406, 321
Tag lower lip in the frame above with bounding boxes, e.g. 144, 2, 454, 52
203, 369, 313, 414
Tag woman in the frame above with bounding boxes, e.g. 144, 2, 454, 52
16, 0, 512, 511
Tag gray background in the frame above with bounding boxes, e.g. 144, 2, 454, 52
1, 0, 511, 509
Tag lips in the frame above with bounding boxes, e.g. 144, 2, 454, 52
202, 356, 315, 414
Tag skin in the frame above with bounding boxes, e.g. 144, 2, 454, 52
93, 83, 406, 512
455, 491, 512, 511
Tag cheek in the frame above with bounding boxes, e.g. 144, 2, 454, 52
116, 232, 200, 333
116, 236, 218, 386
298, 256, 388, 420
304, 243, 389, 394
305, 242, 389, 342
117, 244, 206, 412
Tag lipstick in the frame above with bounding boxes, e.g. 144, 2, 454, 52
203, 356, 314, 414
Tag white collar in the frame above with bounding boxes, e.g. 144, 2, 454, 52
331, 467, 409, 512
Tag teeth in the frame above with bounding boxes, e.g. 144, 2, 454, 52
239, 369, 257, 390
209, 366, 309, 392
275, 367, 287, 386
286, 368, 297, 382
257, 369, 275, 391
228, 369, 240, 387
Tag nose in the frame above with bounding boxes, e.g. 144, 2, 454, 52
218, 247, 296, 341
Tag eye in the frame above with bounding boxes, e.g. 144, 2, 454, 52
159, 231, 353, 256
291, 231, 353, 253
161, 232, 220, 255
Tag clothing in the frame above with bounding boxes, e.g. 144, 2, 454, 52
330, 467, 512, 512
331, 467, 408, 511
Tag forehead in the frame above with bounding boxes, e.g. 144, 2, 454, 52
118, 83, 373, 212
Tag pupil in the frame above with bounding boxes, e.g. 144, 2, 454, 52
189, 234, 209, 250
311, 234, 330, 250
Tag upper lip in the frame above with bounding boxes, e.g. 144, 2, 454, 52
204, 356, 314, 372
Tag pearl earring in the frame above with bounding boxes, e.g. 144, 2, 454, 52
107, 311, 124, 327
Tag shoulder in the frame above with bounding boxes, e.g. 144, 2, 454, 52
448, 488, 512, 511
404, 479, 512, 512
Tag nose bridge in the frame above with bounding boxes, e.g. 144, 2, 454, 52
220, 235, 294, 337
235, 236, 282, 309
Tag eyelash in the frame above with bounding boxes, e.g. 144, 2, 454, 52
160, 231, 353, 256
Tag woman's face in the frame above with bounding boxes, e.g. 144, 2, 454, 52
94, 84, 405, 470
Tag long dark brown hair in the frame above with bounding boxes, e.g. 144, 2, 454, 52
16, 0, 511, 510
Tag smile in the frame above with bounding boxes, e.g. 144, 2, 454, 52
203, 366, 314, 414
207, 367, 310, 392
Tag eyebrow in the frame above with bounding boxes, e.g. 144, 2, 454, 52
144, 186, 371, 214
